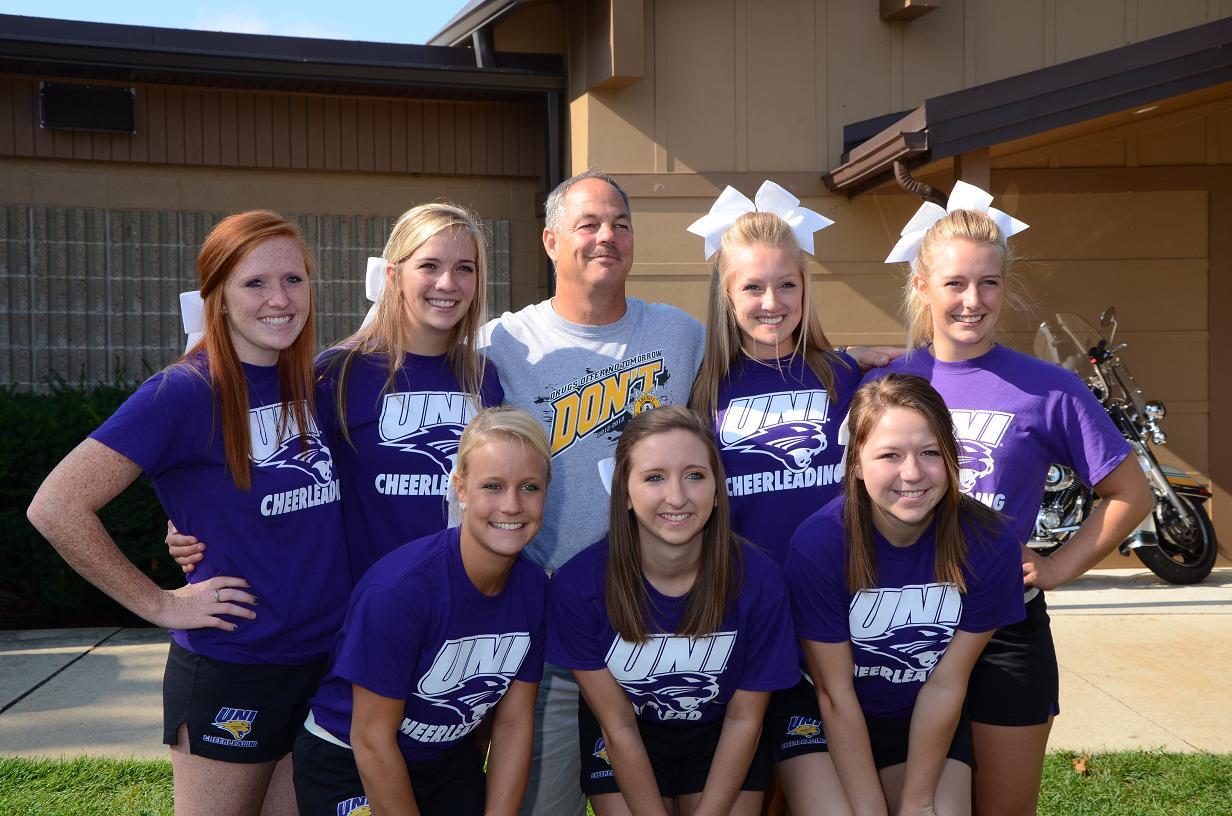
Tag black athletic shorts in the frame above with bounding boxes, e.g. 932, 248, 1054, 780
764, 675, 973, 770
162, 640, 327, 763
967, 591, 1060, 727
292, 727, 486, 816
577, 696, 772, 797
765, 676, 828, 763
864, 709, 975, 770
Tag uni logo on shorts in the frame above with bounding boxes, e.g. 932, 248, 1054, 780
203, 707, 259, 748
336, 796, 371, 816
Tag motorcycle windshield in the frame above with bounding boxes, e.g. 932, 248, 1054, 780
1035, 313, 1102, 376
1051, 312, 1147, 413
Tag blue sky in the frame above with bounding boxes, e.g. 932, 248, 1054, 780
2, 1, 472, 44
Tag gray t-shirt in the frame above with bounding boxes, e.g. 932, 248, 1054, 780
479, 297, 704, 570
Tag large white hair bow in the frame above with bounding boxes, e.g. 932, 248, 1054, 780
884, 180, 1029, 264
360, 256, 388, 329
179, 291, 205, 353
687, 180, 834, 260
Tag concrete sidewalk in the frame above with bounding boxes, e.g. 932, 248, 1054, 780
1, 568, 1230, 760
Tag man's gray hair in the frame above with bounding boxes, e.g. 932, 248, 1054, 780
544, 169, 632, 232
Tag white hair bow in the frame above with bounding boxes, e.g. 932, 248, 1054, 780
179, 291, 205, 353
360, 256, 388, 329
687, 180, 835, 260
884, 180, 1029, 264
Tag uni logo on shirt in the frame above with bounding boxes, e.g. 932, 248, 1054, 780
719, 390, 832, 471
849, 583, 961, 673
545, 352, 668, 454
416, 633, 532, 725
335, 796, 371, 816
378, 391, 480, 473
605, 632, 736, 720
948, 409, 1014, 491
248, 401, 333, 486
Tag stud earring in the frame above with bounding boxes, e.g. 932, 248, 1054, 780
458, 501, 467, 512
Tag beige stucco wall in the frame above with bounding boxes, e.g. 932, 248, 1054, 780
563, 0, 1232, 174
517, 0, 1232, 556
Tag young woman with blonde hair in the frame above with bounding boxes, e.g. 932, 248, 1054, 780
547, 405, 798, 816
293, 406, 549, 816
171, 201, 503, 582
875, 182, 1151, 814
29, 210, 351, 816
687, 182, 890, 811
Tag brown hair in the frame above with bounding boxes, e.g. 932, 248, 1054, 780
606, 405, 742, 642
900, 209, 1028, 350
690, 211, 849, 421
183, 210, 317, 491
842, 374, 1003, 593
325, 202, 490, 446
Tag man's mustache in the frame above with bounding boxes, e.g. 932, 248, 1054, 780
586, 247, 623, 260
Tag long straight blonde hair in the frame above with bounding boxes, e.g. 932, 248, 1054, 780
324, 202, 490, 444
690, 211, 849, 422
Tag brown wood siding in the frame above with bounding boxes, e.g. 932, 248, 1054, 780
0, 76, 544, 178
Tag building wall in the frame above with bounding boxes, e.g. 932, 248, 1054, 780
563, 0, 1232, 174
0, 159, 548, 390
0, 76, 545, 178
526, 0, 1232, 554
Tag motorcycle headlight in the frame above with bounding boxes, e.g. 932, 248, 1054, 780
1145, 400, 1166, 420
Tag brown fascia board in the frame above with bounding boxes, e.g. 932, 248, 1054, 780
824, 107, 929, 193
0, 13, 564, 97
428, 0, 527, 47
827, 16, 1232, 195
924, 17, 1232, 160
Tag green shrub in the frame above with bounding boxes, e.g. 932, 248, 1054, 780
1, 373, 182, 629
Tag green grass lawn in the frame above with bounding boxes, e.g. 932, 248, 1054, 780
2, 751, 1229, 815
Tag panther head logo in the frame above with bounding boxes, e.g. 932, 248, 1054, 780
957, 440, 995, 492
380, 425, 464, 474
725, 421, 829, 471
592, 738, 611, 765
259, 434, 334, 486
855, 624, 954, 673
622, 672, 720, 717
418, 674, 511, 727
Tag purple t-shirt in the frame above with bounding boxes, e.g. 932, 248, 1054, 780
871, 344, 1131, 544
90, 356, 349, 664
315, 350, 503, 581
786, 497, 1025, 718
546, 538, 798, 725
716, 352, 862, 564
308, 527, 546, 765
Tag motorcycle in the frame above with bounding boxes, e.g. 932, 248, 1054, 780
1031, 307, 1218, 584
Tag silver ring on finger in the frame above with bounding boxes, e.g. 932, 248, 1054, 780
213, 589, 221, 603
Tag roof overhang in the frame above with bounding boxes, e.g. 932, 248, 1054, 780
827, 16, 1232, 197
428, 0, 530, 48
0, 14, 564, 100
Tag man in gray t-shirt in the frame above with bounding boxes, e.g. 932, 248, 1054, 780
480, 170, 703, 815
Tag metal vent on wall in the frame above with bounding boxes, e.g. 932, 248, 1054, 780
39, 83, 137, 134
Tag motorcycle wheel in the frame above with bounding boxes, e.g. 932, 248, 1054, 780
1134, 495, 1218, 584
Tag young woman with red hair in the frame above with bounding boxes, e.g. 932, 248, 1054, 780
28, 210, 351, 816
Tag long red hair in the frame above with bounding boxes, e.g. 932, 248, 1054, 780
183, 210, 318, 490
